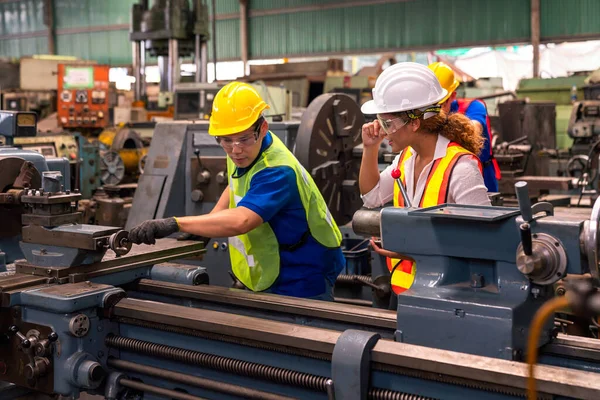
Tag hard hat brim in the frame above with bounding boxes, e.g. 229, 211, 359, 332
361, 89, 448, 115
360, 100, 381, 115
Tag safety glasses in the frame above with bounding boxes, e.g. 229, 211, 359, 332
216, 119, 262, 150
377, 115, 408, 135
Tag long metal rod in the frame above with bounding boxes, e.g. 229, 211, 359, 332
132, 41, 142, 102
45, 0, 55, 54
135, 279, 396, 329
211, 0, 217, 80
531, 0, 541, 78
119, 378, 208, 400
108, 358, 294, 400
239, 0, 248, 76
194, 35, 201, 83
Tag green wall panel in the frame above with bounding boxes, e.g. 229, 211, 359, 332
208, 19, 240, 60
540, 0, 600, 40
0, 36, 47, 58
208, 0, 238, 15
54, 0, 136, 29
1, 0, 599, 66
0, 0, 44, 35
249, 0, 530, 58
56, 30, 131, 65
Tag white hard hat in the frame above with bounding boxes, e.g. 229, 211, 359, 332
361, 62, 448, 115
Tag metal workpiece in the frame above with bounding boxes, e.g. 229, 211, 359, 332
149, 263, 208, 286
351, 208, 382, 237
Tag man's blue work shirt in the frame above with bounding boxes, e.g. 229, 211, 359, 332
451, 99, 499, 192
234, 132, 346, 298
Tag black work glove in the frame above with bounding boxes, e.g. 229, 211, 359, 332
128, 217, 179, 245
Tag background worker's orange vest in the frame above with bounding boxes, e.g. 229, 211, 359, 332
387, 142, 481, 294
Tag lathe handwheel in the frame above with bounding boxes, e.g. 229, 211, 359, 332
585, 196, 600, 282
109, 230, 132, 257
294, 93, 365, 226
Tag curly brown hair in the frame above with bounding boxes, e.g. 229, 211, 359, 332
418, 110, 484, 155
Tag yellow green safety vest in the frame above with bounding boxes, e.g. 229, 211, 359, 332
388, 142, 480, 294
227, 133, 342, 291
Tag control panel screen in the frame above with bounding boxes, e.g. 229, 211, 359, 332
63, 67, 94, 89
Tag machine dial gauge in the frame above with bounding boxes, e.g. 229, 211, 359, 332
75, 90, 88, 103
16, 113, 36, 127
60, 90, 72, 103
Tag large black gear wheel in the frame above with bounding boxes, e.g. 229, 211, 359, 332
294, 93, 365, 226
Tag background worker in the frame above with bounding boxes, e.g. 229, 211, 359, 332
358, 62, 490, 294
128, 82, 345, 301
428, 61, 501, 192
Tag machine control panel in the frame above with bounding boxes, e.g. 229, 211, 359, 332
14, 135, 79, 162
57, 64, 110, 129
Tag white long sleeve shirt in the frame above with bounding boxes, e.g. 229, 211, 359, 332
361, 135, 491, 208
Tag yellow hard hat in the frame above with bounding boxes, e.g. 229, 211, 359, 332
208, 82, 270, 136
428, 62, 460, 104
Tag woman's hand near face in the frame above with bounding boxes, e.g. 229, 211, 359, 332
362, 120, 385, 148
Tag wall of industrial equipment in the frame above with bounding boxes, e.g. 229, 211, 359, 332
0, 0, 599, 65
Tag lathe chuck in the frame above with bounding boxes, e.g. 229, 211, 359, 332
294, 93, 365, 226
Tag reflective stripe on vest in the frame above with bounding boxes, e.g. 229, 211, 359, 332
227, 133, 342, 292
388, 142, 477, 294
456, 98, 502, 180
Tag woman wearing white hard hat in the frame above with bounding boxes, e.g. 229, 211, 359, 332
358, 62, 490, 295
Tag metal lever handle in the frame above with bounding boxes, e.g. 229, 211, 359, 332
515, 181, 533, 222
520, 223, 533, 256
9, 325, 30, 348
391, 168, 412, 207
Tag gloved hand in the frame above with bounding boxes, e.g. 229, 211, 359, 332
128, 217, 179, 245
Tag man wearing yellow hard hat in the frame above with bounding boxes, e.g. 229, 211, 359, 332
428, 62, 501, 192
128, 82, 345, 300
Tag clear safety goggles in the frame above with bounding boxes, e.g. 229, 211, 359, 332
377, 115, 408, 135
216, 119, 262, 149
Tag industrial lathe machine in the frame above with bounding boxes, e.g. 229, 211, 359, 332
2, 113, 600, 398
2, 164, 600, 399
4, 107, 600, 399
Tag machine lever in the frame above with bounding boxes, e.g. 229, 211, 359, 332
515, 181, 533, 222
8, 325, 30, 348
391, 168, 412, 207
520, 223, 533, 256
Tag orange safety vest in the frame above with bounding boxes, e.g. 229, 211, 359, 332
387, 142, 481, 294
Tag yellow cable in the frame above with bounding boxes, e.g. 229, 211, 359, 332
526, 295, 571, 400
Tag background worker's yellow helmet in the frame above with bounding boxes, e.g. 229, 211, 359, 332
209, 82, 270, 136
428, 62, 460, 104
